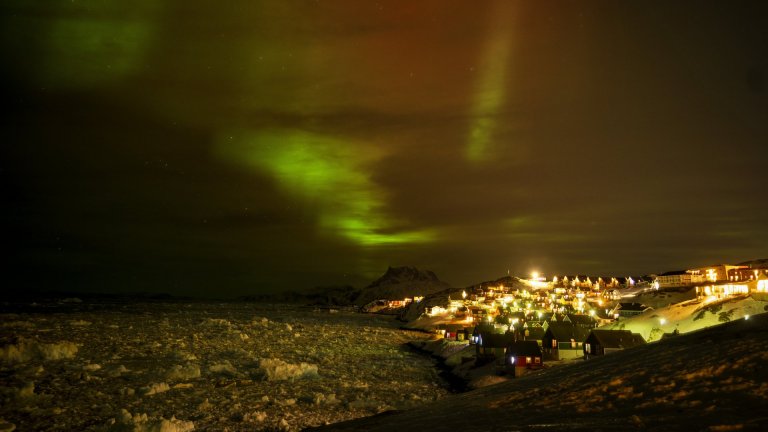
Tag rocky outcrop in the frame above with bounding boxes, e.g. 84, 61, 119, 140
354, 267, 452, 306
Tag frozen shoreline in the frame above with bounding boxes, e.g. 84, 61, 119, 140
0, 301, 450, 431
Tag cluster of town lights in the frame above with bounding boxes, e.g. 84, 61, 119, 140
427, 264, 764, 334
528, 271, 549, 289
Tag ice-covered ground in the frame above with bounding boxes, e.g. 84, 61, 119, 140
0, 301, 448, 431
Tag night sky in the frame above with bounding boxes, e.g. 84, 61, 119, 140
3, 1, 767, 298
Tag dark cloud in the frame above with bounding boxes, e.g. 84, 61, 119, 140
2, 0, 767, 297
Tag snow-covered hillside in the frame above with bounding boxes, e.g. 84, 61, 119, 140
602, 294, 768, 342
0, 302, 448, 431
315, 312, 768, 431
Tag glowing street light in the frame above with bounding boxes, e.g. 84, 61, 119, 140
659, 318, 666, 325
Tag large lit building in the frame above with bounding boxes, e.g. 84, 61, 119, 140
727, 267, 768, 293
656, 270, 706, 287
694, 264, 748, 282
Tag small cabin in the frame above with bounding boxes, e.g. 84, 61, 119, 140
542, 323, 590, 360
476, 331, 515, 365
584, 329, 646, 357
443, 324, 464, 340
505, 340, 544, 377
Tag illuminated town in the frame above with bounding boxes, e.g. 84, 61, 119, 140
369, 261, 768, 379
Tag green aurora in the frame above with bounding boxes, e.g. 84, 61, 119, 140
465, 2, 515, 164
217, 129, 435, 247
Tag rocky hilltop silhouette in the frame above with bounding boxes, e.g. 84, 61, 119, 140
354, 266, 452, 306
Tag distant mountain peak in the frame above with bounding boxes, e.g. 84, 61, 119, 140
368, 266, 440, 288
355, 266, 451, 305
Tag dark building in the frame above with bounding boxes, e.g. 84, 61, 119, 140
476, 331, 515, 363
505, 340, 544, 377
542, 323, 590, 360
584, 329, 646, 357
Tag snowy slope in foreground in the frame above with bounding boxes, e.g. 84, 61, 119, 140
315, 313, 768, 431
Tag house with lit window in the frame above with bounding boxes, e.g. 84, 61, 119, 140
728, 266, 768, 293
475, 331, 515, 365
505, 340, 543, 377
583, 329, 645, 358
695, 264, 748, 283
440, 324, 466, 341
573, 276, 592, 289
728, 267, 766, 282
597, 277, 618, 289
593, 308, 617, 326
541, 323, 590, 360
